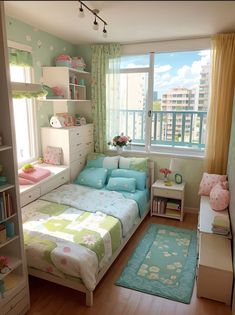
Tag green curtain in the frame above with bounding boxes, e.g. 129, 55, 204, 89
8, 47, 33, 67
91, 43, 121, 153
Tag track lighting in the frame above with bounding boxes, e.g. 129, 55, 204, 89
78, 2, 84, 17
93, 16, 99, 30
78, 1, 108, 37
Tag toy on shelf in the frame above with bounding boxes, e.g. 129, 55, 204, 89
0, 256, 10, 274
74, 114, 86, 126
43, 85, 64, 99
50, 115, 66, 128
22, 163, 35, 173
71, 56, 86, 71
56, 113, 75, 127
38, 157, 44, 164
55, 54, 72, 68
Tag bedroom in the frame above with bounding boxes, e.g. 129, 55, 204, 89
0, 1, 235, 314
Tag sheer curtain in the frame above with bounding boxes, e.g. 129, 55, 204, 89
91, 43, 121, 153
204, 33, 235, 174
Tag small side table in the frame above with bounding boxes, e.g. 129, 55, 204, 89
151, 179, 185, 221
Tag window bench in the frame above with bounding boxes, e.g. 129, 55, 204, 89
19, 163, 70, 207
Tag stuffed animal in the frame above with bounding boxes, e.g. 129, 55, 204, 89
50, 116, 66, 128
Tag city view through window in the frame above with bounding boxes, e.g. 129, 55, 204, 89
118, 50, 210, 150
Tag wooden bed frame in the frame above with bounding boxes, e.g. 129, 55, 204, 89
28, 160, 155, 306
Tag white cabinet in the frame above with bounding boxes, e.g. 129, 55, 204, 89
41, 124, 94, 181
19, 164, 70, 207
42, 66, 91, 101
0, 3, 30, 313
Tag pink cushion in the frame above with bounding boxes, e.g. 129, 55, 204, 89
198, 172, 227, 196
19, 167, 51, 183
44, 146, 63, 165
18, 177, 34, 185
209, 181, 230, 211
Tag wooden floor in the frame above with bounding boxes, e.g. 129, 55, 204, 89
26, 213, 232, 315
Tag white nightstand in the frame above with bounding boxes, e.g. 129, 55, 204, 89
151, 179, 185, 221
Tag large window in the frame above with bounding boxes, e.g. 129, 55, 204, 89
110, 48, 210, 155
10, 64, 38, 165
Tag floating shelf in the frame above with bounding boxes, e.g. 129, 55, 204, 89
0, 257, 22, 280
0, 184, 14, 193
0, 145, 12, 152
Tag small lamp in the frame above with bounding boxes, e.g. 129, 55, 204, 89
169, 158, 182, 184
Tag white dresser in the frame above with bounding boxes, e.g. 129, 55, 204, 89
20, 164, 70, 207
41, 124, 94, 181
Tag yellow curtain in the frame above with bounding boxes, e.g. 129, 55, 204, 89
204, 33, 235, 174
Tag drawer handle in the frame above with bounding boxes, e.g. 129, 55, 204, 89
29, 195, 31, 198
61, 177, 64, 180
76, 133, 80, 136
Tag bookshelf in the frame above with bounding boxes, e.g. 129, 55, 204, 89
0, 3, 30, 314
151, 180, 185, 221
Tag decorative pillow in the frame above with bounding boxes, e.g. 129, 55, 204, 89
74, 167, 108, 189
86, 153, 119, 170
18, 167, 51, 183
198, 172, 227, 196
119, 156, 148, 173
18, 177, 34, 185
106, 177, 136, 193
111, 169, 147, 191
209, 182, 230, 211
44, 146, 63, 165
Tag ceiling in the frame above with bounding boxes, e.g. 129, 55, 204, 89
4, 1, 235, 45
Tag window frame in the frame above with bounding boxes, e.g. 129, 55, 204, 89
8, 41, 39, 167
115, 38, 211, 158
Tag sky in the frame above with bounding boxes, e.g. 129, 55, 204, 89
121, 50, 210, 98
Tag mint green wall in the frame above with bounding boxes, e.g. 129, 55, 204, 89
6, 16, 77, 128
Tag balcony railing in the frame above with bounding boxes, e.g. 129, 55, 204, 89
119, 110, 207, 149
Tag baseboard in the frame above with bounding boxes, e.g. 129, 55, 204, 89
184, 207, 199, 214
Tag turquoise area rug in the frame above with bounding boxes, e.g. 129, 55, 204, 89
116, 224, 197, 304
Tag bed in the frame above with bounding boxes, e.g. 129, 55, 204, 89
21, 157, 154, 306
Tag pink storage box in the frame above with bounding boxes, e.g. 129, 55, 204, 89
19, 167, 51, 183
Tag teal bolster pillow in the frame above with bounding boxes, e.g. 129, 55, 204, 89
106, 177, 136, 193
74, 167, 108, 189
111, 169, 147, 191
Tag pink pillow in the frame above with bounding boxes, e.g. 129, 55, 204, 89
198, 172, 227, 196
209, 182, 230, 211
18, 177, 34, 185
19, 167, 51, 183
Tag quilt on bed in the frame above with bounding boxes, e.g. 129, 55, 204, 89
22, 184, 141, 291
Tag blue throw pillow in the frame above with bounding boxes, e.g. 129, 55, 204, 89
106, 177, 136, 193
111, 169, 147, 190
74, 167, 108, 189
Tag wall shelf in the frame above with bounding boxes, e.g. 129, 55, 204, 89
0, 184, 14, 193
0, 146, 12, 152
0, 235, 20, 249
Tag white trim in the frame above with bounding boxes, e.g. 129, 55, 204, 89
145, 52, 154, 151
122, 37, 211, 55
7, 40, 32, 53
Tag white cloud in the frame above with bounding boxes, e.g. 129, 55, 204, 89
154, 64, 172, 73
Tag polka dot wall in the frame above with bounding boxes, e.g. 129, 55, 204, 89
6, 16, 77, 128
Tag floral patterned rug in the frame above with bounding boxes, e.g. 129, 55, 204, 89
116, 224, 197, 304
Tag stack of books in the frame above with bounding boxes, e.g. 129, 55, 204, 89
0, 192, 13, 221
153, 197, 167, 214
165, 199, 181, 218
212, 215, 230, 236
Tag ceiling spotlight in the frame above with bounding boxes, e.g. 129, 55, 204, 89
79, 3, 84, 17
93, 16, 99, 30
103, 25, 107, 38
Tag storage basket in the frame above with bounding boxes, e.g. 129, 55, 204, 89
55, 60, 71, 68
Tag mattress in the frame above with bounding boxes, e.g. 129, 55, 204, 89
22, 184, 145, 290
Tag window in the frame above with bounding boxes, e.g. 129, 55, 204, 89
108, 47, 210, 155
10, 64, 38, 165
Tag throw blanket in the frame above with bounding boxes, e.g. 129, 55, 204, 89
40, 184, 139, 237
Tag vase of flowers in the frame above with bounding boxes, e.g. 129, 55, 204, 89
108, 133, 132, 153
159, 168, 172, 184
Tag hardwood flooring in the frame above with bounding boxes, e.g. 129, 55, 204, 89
26, 213, 232, 315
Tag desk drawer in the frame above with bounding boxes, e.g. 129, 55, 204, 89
70, 149, 84, 163
41, 169, 69, 195
20, 188, 41, 207
154, 188, 182, 199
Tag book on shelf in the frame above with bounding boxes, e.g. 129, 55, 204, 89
165, 208, 181, 218
166, 199, 181, 210
0, 192, 14, 221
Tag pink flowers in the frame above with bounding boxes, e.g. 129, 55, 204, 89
108, 134, 132, 147
159, 168, 172, 176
